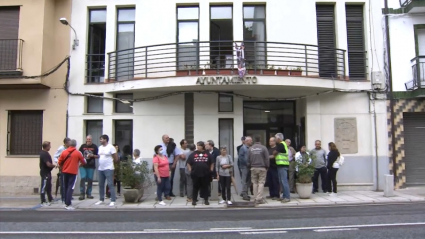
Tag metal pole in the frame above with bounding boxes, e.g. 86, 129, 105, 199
384, 0, 397, 186
145, 47, 148, 78
304, 45, 308, 76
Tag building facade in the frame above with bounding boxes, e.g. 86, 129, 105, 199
384, 0, 425, 188
0, 0, 71, 195
68, 0, 388, 192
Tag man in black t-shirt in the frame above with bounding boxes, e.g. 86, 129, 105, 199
40, 141, 56, 206
78, 135, 99, 200
187, 141, 214, 206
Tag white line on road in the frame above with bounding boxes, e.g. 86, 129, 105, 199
144, 229, 183, 232
314, 228, 359, 232
240, 231, 288, 235
210, 227, 252, 230
1, 222, 424, 234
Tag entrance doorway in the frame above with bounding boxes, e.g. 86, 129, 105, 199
243, 101, 296, 148
210, 6, 233, 69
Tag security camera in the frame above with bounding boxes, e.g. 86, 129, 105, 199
59, 18, 69, 25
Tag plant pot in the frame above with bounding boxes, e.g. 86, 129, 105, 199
203, 69, 217, 75
290, 70, 302, 76
219, 69, 236, 75
247, 69, 259, 75
276, 70, 290, 76
123, 188, 144, 203
176, 70, 189, 77
296, 182, 313, 199
262, 69, 276, 75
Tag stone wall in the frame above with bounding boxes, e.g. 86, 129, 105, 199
0, 176, 58, 196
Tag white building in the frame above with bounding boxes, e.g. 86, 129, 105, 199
67, 0, 388, 191
383, 0, 425, 189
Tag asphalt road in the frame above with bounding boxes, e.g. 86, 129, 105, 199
1, 202, 425, 239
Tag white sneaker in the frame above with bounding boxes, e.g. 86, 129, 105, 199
94, 201, 104, 205
219, 200, 226, 204
329, 193, 337, 197
109, 202, 115, 207
65, 205, 75, 210
158, 201, 166, 206
41, 202, 51, 206
227, 201, 233, 205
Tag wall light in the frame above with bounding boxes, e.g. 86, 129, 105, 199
59, 17, 79, 50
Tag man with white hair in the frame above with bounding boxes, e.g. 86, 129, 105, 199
274, 133, 290, 203
238, 136, 253, 201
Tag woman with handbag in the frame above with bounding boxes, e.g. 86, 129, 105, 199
216, 146, 234, 205
327, 142, 341, 196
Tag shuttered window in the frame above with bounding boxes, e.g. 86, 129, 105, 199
403, 112, 425, 187
346, 5, 366, 80
184, 93, 194, 144
316, 5, 336, 78
8, 111, 43, 155
0, 6, 20, 71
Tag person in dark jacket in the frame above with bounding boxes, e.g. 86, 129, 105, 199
187, 141, 214, 206
206, 140, 220, 196
78, 135, 98, 200
327, 142, 340, 196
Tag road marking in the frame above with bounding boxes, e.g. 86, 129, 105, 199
240, 231, 288, 235
314, 228, 359, 232
1, 222, 424, 234
210, 227, 252, 231
144, 229, 183, 232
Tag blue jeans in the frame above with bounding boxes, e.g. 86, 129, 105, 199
277, 167, 290, 199
98, 170, 115, 202
79, 167, 95, 195
157, 177, 171, 202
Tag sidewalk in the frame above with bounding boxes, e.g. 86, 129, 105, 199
1, 188, 424, 210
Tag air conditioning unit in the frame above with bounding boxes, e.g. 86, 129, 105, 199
371, 71, 385, 90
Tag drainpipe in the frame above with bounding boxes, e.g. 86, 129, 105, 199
384, 0, 397, 186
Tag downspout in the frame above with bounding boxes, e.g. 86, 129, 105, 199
384, 0, 397, 185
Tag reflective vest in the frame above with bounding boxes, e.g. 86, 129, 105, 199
275, 141, 289, 166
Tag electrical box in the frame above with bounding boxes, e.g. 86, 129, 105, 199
371, 71, 385, 90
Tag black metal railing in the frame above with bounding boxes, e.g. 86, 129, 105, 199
405, 56, 425, 90
86, 54, 105, 83
0, 39, 24, 71
400, 0, 425, 7
107, 41, 347, 81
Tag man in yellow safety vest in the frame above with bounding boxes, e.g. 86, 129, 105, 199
273, 133, 291, 202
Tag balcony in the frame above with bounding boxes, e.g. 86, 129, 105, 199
400, 0, 425, 13
405, 56, 425, 90
0, 39, 24, 78
103, 41, 361, 83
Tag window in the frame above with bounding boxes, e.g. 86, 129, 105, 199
8, 111, 43, 155
116, 8, 135, 81
218, 94, 233, 112
210, 6, 233, 69
86, 94, 103, 113
115, 93, 133, 113
177, 6, 199, 70
86, 120, 103, 144
114, 120, 133, 154
243, 5, 266, 68
346, 5, 366, 79
0, 7, 20, 71
87, 9, 107, 83
219, 119, 234, 158
316, 4, 337, 78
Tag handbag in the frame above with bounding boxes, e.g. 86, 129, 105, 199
332, 155, 345, 168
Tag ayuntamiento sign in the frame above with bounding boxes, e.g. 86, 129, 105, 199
196, 76, 258, 85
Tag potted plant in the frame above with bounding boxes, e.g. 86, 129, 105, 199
276, 67, 290, 76
290, 67, 303, 76
295, 154, 316, 199
176, 65, 190, 77
262, 65, 276, 75
246, 64, 257, 75
120, 158, 153, 203
203, 62, 217, 75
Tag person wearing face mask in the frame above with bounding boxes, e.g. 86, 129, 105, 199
187, 141, 214, 206
153, 145, 171, 206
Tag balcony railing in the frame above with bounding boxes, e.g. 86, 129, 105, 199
0, 39, 24, 72
405, 56, 425, 90
106, 41, 348, 82
399, 0, 425, 12
86, 54, 105, 83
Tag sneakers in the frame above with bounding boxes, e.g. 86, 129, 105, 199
109, 202, 115, 207
204, 200, 210, 205
65, 205, 75, 210
227, 201, 233, 205
219, 200, 226, 204
41, 202, 51, 206
158, 201, 166, 206
165, 196, 172, 200
281, 198, 291, 203
94, 201, 104, 205
329, 193, 338, 197
78, 195, 85, 201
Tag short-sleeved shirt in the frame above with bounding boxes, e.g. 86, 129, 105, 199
79, 143, 98, 169
179, 148, 190, 169
187, 150, 213, 177
153, 155, 170, 178
98, 144, 117, 171
160, 143, 182, 164
40, 150, 53, 177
